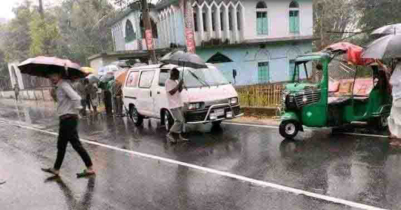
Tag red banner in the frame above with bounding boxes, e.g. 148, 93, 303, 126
180, 0, 196, 53
185, 29, 196, 53
145, 29, 154, 50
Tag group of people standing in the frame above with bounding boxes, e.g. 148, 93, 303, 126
70, 77, 124, 118
74, 79, 99, 117
103, 79, 124, 117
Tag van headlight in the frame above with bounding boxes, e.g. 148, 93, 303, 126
188, 103, 203, 110
229, 97, 238, 105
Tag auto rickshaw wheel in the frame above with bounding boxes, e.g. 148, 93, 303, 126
279, 120, 300, 139
368, 116, 388, 131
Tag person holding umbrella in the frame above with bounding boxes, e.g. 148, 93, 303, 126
165, 68, 189, 143
18, 56, 95, 177
362, 28, 401, 145
388, 59, 401, 143
42, 72, 95, 177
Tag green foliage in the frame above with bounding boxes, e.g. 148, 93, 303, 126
313, 0, 354, 50
55, 0, 115, 65
29, 12, 60, 57
315, 0, 401, 48
355, 0, 401, 32
1, 0, 114, 67
3, 0, 34, 62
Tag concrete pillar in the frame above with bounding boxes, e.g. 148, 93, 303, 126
167, 13, 172, 46
163, 14, 167, 46
223, 6, 230, 41
215, 7, 222, 39
232, 7, 239, 43
172, 9, 178, 44
163, 15, 168, 46
197, 6, 204, 42
239, 7, 245, 41
206, 6, 213, 40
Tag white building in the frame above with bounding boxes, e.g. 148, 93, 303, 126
106, 0, 314, 85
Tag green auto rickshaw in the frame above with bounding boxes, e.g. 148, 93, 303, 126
279, 50, 392, 139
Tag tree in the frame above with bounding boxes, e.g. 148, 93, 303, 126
3, 0, 34, 62
355, 0, 401, 32
29, 11, 60, 56
55, 0, 115, 65
313, 0, 355, 50
113, 0, 128, 7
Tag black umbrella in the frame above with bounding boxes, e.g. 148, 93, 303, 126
98, 73, 114, 89
362, 34, 401, 59
86, 74, 99, 84
371, 23, 401, 35
18, 56, 85, 79
160, 50, 207, 69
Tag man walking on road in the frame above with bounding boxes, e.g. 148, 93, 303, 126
42, 73, 95, 177
165, 68, 189, 143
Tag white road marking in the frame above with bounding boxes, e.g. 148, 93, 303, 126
0, 119, 387, 210
224, 122, 390, 138
341, 132, 389, 139
223, 122, 278, 129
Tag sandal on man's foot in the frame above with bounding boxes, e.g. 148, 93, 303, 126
76, 170, 96, 178
41, 168, 59, 176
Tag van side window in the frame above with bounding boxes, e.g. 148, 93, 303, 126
126, 71, 139, 87
139, 71, 155, 88
159, 69, 170, 87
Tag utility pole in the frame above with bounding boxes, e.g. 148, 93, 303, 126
38, 0, 44, 18
319, 2, 324, 50
141, 0, 157, 63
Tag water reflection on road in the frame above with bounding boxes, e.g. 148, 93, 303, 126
1, 99, 401, 209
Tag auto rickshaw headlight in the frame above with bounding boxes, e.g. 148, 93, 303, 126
302, 96, 308, 103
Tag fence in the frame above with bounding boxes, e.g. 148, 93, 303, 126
0, 87, 54, 101
0, 83, 286, 112
236, 84, 284, 108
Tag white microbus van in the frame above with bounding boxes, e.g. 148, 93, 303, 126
123, 64, 243, 131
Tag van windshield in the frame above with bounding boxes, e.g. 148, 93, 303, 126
159, 67, 230, 88
183, 68, 229, 88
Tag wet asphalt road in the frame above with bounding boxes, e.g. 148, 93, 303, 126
0, 99, 400, 210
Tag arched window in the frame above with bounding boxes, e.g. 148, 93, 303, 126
256, 2, 268, 35
125, 19, 136, 42
289, 1, 300, 34
256, 2, 267, 9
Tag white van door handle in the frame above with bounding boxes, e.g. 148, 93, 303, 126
157, 91, 160, 94
150, 91, 152, 97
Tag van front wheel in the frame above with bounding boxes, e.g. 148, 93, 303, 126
279, 120, 300, 139
129, 105, 143, 126
212, 121, 222, 127
164, 110, 174, 132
